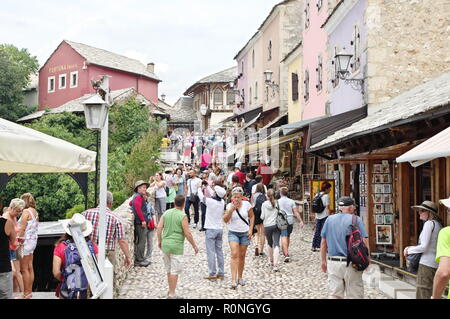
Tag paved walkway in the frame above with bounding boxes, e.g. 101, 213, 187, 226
118, 222, 388, 299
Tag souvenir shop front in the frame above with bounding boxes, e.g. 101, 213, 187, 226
308, 109, 450, 273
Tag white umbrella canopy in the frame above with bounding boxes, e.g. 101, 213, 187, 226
0, 118, 96, 173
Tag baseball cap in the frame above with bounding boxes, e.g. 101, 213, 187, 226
337, 196, 356, 207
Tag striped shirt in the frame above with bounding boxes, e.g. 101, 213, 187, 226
82, 208, 126, 251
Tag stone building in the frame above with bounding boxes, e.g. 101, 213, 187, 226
183, 66, 237, 131
233, 0, 303, 128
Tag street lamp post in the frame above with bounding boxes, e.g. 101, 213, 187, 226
263, 69, 279, 92
82, 75, 112, 298
335, 50, 365, 95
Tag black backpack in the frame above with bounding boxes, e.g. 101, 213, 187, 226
253, 194, 266, 216
346, 215, 370, 271
311, 192, 325, 213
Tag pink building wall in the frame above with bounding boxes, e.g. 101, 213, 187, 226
39, 41, 159, 109
301, 0, 329, 120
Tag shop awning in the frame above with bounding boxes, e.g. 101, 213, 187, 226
260, 112, 288, 131
309, 71, 450, 154
247, 132, 301, 156
219, 106, 262, 124
396, 126, 450, 167
0, 118, 96, 173
210, 112, 234, 128
281, 115, 327, 135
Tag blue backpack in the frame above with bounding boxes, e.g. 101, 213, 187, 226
60, 240, 96, 299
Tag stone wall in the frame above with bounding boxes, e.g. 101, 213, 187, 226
366, 0, 450, 108
111, 199, 135, 297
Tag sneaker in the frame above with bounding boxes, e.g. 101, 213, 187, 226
193, 223, 197, 229
204, 275, 217, 280
167, 294, 183, 299
255, 247, 260, 256
142, 260, 151, 267
230, 282, 238, 289
284, 255, 290, 263
238, 279, 245, 286
216, 274, 225, 280
273, 266, 279, 272
259, 252, 266, 257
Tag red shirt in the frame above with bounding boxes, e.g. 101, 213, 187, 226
256, 164, 273, 185
234, 171, 246, 186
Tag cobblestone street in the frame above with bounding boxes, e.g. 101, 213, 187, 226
118, 222, 389, 299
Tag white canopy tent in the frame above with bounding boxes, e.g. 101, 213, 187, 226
396, 126, 450, 167
0, 118, 96, 173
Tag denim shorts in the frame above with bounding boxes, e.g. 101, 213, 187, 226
228, 231, 250, 246
9, 250, 16, 261
281, 224, 294, 237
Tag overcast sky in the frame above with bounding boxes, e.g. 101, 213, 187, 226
0, 0, 280, 105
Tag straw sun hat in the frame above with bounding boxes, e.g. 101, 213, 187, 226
62, 213, 93, 237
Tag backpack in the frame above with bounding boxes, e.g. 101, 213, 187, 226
253, 194, 266, 216
275, 201, 289, 231
346, 215, 370, 271
60, 240, 96, 299
311, 192, 325, 214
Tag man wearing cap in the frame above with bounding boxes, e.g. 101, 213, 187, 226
320, 196, 369, 299
82, 191, 132, 271
432, 196, 450, 299
405, 200, 443, 299
198, 184, 226, 280
130, 180, 151, 267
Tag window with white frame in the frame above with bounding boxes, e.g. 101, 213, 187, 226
227, 91, 236, 105
252, 49, 255, 68
48, 76, 55, 93
304, 70, 309, 102
331, 48, 340, 88
268, 41, 272, 61
214, 88, 223, 106
70, 71, 78, 88
254, 81, 258, 100
316, 0, 322, 11
316, 55, 323, 92
351, 25, 361, 72
59, 74, 67, 89
305, 1, 310, 29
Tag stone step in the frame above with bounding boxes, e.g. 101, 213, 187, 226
379, 279, 416, 299
396, 289, 416, 299
13, 292, 57, 299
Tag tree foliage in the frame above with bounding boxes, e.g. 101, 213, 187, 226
0, 98, 163, 221
0, 44, 39, 121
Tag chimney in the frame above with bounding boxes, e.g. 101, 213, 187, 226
147, 62, 155, 73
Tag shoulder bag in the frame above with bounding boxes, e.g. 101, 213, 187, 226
406, 221, 435, 272
234, 207, 257, 235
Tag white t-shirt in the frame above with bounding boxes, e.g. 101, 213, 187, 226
226, 201, 252, 233
155, 181, 167, 198
316, 192, 330, 219
186, 177, 201, 196
251, 184, 267, 195
278, 196, 297, 224
260, 201, 277, 227
227, 172, 235, 185
198, 188, 224, 230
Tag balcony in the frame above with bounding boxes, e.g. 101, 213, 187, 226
210, 104, 234, 111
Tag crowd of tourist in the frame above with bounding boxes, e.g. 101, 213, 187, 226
1, 153, 449, 300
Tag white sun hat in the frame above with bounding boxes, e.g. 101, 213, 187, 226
440, 196, 450, 208
61, 213, 93, 237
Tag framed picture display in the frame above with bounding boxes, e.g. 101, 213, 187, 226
373, 174, 383, 184
383, 194, 392, 203
384, 214, 393, 224
383, 184, 392, 194
360, 184, 366, 194
359, 174, 366, 184
384, 204, 393, 214
376, 214, 384, 224
382, 174, 391, 183
374, 184, 384, 193
373, 194, 383, 204
360, 164, 366, 173
376, 225, 393, 245
382, 165, 390, 174
374, 204, 384, 214
373, 164, 382, 173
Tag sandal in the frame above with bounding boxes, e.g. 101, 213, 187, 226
230, 282, 238, 289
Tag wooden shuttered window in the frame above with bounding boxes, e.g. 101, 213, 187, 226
292, 72, 299, 101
